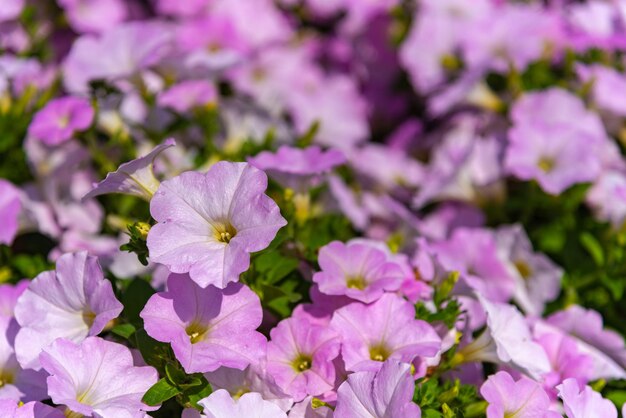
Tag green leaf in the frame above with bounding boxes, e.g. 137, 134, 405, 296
142, 378, 182, 406
579, 232, 605, 266
111, 323, 136, 339
122, 279, 155, 325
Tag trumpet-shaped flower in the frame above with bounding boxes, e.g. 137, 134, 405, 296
330, 294, 441, 373
0, 400, 64, 418
313, 240, 406, 303
14, 252, 123, 370
140, 273, 266, 374
83, 139, 176, 201
198, 389, 288, 418
28, 97, 94, 146
0, 179, 21, 245
266, 316, 340, 402
40, 337, 158, 418
334, 360, 421, 418
557, 378, 617, 418
480, 371, 559, 418
147, 162, 287, 288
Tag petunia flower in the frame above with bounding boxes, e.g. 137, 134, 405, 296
83, 139, 176, 201
495, 224, 562, 316
0, 399, 64, 418
312, 240, 406, 303
330, 294, 441, 373
266, 316, 340, 402
40, 337, 158, 418
480, 371, 560, 418
14, 251, 123, 370
454, 296, 551, 379
140, 273, 266, 374
57, 0, 126, 34
586, 171, 626, 228
544, 305, 626, 380
0, 0, 24, 22
334, 359, 421, 418
0, 179, 21, 245
146, 161, 287, 288
28, 97, 94, 146
198, 389, 288, 418
248, 145, 345, 191
557, 378, 617, 418
158, 80, 219, 114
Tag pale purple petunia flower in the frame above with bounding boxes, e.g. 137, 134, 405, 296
456, 296, 551, 379
334, 359, 421, 418
0, 179, 21, 245
348, 144, 424, 190
266, 316, 341, 402
140, 273, 266, 374
147, 161, 287, 288
57, 0, 126, 34
28, 97, 94, 146
586, 171, 626, 227
330, 294, 441, 373
0, 400, 64, 418
313, 240, 406, 303
198, 389, 288, 418
480, 371, 559, 418
248, 146, 345, 191
495, 224, 562, 316
545, 305, 626, 380
83, 139, 176, 201
14, 251, 123, 370
557, 378, 617, 418
577, 64, 626, 117
0, 0, 24, 22
158, 80, 219, 114
40, 337, 158, 418
504, 88, 608, 194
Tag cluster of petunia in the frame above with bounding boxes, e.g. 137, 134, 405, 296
2, 0, 626, 417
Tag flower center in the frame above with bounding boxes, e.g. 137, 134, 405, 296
186, 322, 209, 344
0, 369, 14, 388
213, 222, 237, 244
65, 410, 84, 418
538, 156, 555, 173
292, 354, 312, 372
369, 344, 391, 362
514, 260, 532, 279
346, 275, 366, 290
82, 310, 96, 328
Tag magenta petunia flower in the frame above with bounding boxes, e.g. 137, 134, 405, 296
313, 240, 406, 303
0, 399, 64, 418
557, 378, 617, 418
198, 389, 288, 418
248, 146, 345, 191
140, 273, 266, 374
83, 139, 176, 201
266, 316, 341, 402
14, 252, 123, 370
504, 88, 607, 194
147, 161, 287, 288
158, 80, 219, 113
334, 360, 421, 418
28, 97, 94, 146
330, 294, 441, 373
0, 179, 21, 245
480, 371, 559, 418
40, 337, 158, 418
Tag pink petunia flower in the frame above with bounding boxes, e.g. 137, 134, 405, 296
480, 371, 559, 418
330, 294, 441, 373
14, 252, 123, 370
140, 273, 266, 374
28, 97, 94, 146
158, 80, 219, 114
0, 399, 64, 418
313, 240, 406, 303
334, 360, 421, 418
83, 139, 176, 201
40, 337, 158, 418
198, 389, 288, 418
147, 161, 287, 288
0, 179, 21, 245
557, 378, 617, 418
266, 316, 341, 402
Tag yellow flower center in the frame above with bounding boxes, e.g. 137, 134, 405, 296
186, 322, 209, 344
514, 260, 532, 279
213, 222, 237, 244
292, 354, 312, 372
538, 157, 555, 173
346, 275, 366, 290
369, 344, 391, 362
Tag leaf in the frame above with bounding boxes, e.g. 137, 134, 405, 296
111, 323, 136, 339
122, 279, 155, 326
142, 378, 182, 406
579, 232, 605, 266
